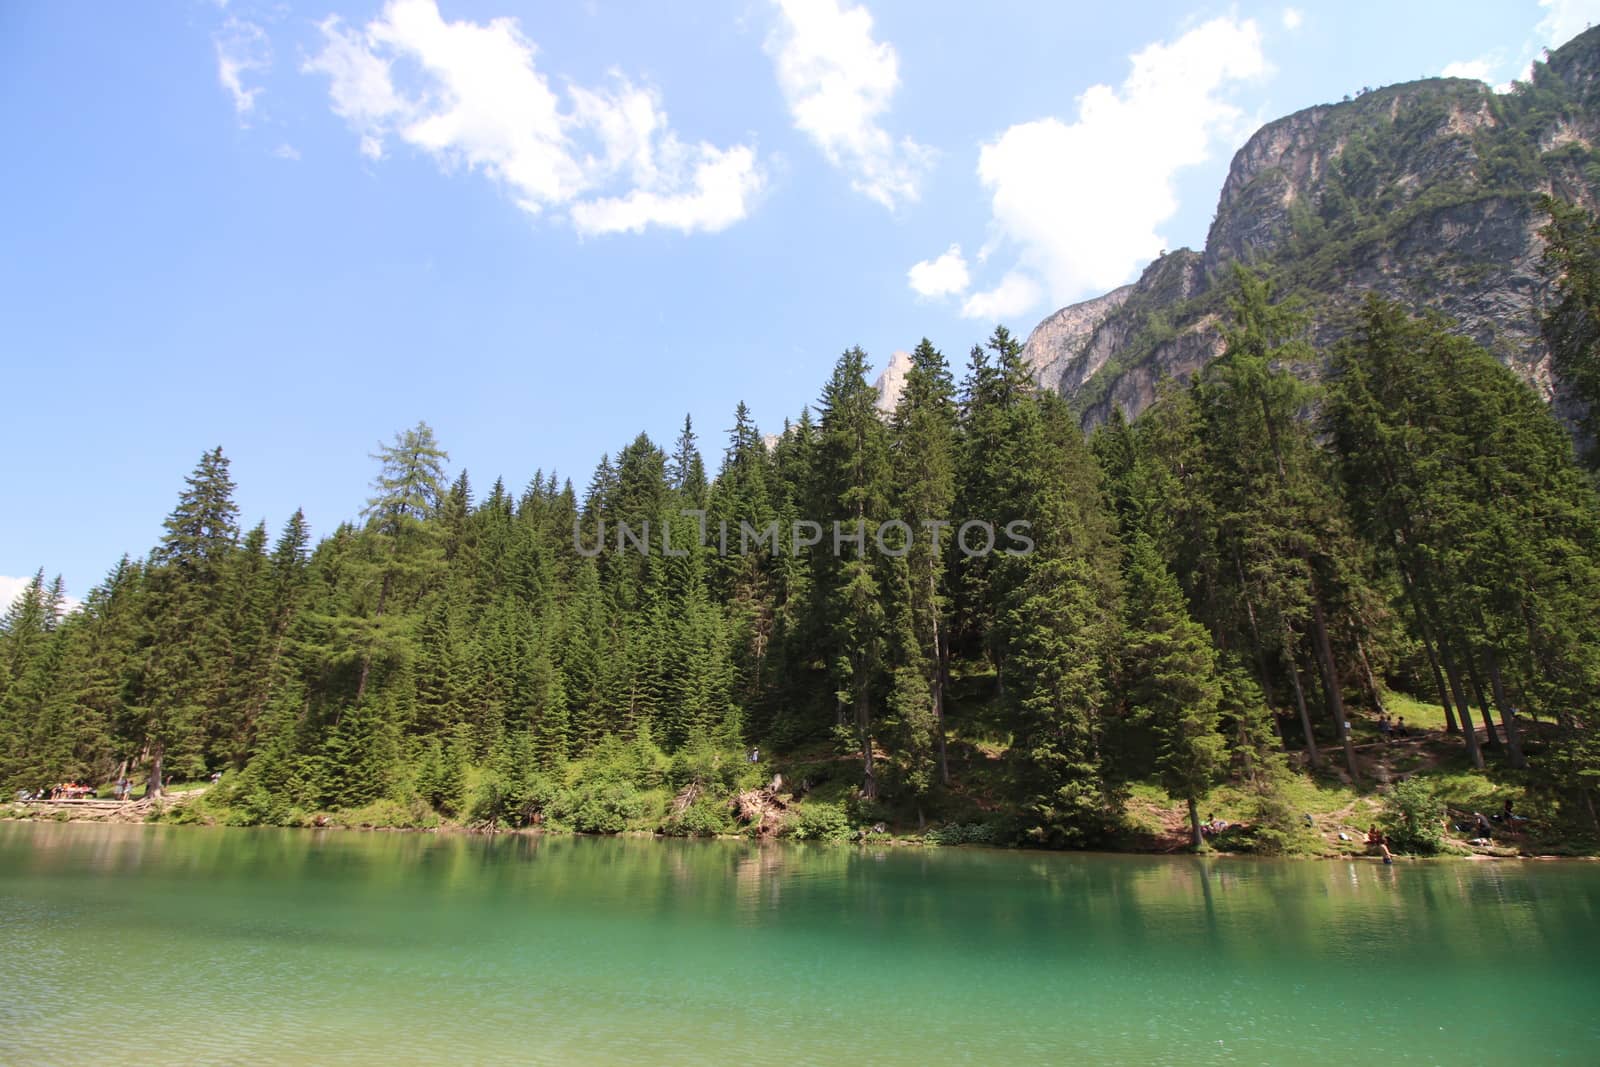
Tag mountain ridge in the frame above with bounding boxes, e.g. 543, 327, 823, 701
996, 26, 1600, 433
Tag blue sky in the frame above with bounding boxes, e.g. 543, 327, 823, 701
2, 0, 1596, 602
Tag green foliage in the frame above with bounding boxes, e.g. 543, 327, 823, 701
1381, 778, 1448, 854
1240, 783, 1321, 856
661, 795, 734, 837
923, 821, 1001, 846
549, 780, 647, 834
783, 801, 852, 842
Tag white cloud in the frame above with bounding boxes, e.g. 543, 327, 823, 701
215, 17, 271, 119
0, 575, 32, 614
304, 0, 762, 235
939, 17, 1267, 320
1442, 56, 1501, 82
273, 143, 301, 161
1444, 2, 1598, 93
0, 575, 81, 620
569, 144, 762, 235
961, 272, 1043, 321
1281, 8, 1303, 31
1538, 0, 1600, 45
766, 0, 931, 209
907, 244, 971, 298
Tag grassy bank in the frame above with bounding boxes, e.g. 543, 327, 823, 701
9, 691, 1592, 861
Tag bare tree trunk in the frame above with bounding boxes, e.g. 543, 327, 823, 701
855, 676, 876, 801
1416, 625, 1460, 734
1238, 591, 1284, 757
1188, 796, 1204, 850
353, 656, 372, 710
1309, 596, 1359, 783
1485, 652, 1526, 769
929, 570, 950, 788
1441, 658, 1485, 770
1464, 659, 1500, 751
1356, 635, 1386, 716
1287, 647, 1320, 768
145, 743, 165, 799
1398, 563, 1459, 734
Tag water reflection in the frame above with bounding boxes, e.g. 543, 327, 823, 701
3, 824, 1598, 1065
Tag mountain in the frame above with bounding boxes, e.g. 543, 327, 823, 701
872, 350, 913, 413
1015, 25, 1600, 433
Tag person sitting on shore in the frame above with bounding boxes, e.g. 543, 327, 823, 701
1394, 717, 1409, 738
1473, 812, 1493, 838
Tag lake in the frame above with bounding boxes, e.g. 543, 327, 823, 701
1, 823, 1596, 1064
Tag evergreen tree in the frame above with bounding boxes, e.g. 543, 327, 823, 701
813, 348, 892, 798
137, 447, 242, 794
1121, 535, 1225, 848
1006, 394, 1123, 846
668, 413, 709, 506
889, 338, 958, 787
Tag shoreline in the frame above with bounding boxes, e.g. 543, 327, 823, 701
6, 804, 1594, 862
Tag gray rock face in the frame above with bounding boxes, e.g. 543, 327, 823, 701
1020, 26, 1600, 431
1022, 284, 1133, 394
873, 349, 914, 413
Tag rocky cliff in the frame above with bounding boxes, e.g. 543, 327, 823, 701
1019, 25, 1600, 430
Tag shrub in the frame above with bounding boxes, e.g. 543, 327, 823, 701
924, 822, 1000, 846
783, 801, 852, 842
1381, 777, 1446, 854
1245, 787, 1311, 855
551, 780, 646, 834
227, 785, 294, 827
661, 796, 734, 837
334, 797, 440, 830
464, 773, 510, 827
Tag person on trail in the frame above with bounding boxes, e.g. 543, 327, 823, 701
1394, 716, 1408, 738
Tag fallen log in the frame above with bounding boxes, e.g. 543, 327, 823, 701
671, 782, 702, 817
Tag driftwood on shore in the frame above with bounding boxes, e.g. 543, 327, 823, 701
731, 787, 788, 837
6, 790, 204, 823
671, 782, 702, 817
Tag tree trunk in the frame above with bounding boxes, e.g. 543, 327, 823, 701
1235, 555, 1278, 734
1441, 659, 1484, 770
1464, 659, 1500, 751
145, 743, 165, 799
1415, 625, 1460, 734
1287, 648, 1320, 768
1356, 635, 1386, 716
353, 656, 372, 708
1309, 596, 1359, 783
1188, 795, 1204, 850
856, 679, 876, 800
929, 570, 950, 788
1485, 652, 1526, 770
1397, 562, 1459, 734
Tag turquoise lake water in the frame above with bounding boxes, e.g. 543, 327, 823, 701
1, 822, 1596, 1064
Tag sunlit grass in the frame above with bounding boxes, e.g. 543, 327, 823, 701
1379, 688, 1453, 732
